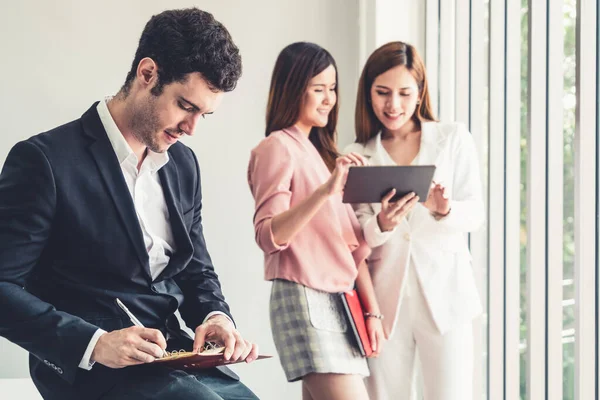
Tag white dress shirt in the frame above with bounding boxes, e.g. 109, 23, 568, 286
78, 99, 228, 370
99, 98, 176, 280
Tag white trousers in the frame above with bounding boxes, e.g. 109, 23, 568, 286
364, 264, 474, 400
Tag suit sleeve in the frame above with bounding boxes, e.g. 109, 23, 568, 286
353, 202, 396, 248
0, 141, 99, 384
430, 124, 485, 232
174, 149, 234, 331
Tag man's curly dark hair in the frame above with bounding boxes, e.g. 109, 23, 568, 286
121, 8, 242, 95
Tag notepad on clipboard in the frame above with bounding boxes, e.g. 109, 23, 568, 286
154, 344, 272, 370
340, 290, 373, 357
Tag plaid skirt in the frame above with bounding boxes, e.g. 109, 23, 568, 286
269, 279, 369, 382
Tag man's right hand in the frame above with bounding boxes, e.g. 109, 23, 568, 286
91, 327, 167, 368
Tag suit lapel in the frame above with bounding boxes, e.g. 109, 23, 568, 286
362, 133, 386, 166
366, 123, 447, 230
156, 159, 193, 281
82, 105, 150, 272
416, 122, 445, 166
360, 134, 384, 215
411, 122, 449, 231
363, 134, 412, 230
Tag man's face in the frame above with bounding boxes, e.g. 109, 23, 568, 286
128, 72, 224, 153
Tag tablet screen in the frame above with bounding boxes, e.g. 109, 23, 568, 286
342, 165, 436, 204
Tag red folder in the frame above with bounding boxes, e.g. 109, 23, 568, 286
340, 290, 373, 357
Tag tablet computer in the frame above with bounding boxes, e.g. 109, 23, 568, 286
342, 165, 436, 204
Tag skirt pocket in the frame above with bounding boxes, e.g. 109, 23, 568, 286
304, 286, 348, 333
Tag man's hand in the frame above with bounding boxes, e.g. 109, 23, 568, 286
193, 315, 259, 363
91, 327, 167, 368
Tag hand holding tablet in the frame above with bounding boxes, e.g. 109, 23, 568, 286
376, 189, 420, 232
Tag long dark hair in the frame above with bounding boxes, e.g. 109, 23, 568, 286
355, 41, 437, 144
265, 42, 339, 171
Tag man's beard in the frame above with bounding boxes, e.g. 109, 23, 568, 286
128, 94, 164, 153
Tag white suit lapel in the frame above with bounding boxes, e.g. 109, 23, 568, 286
416, 122, 446, 166
361, 135, 385, 215
361, 124, 449, 226
410, 122, 451, 230
366, 133, 414, 229
361, 133, 386, 165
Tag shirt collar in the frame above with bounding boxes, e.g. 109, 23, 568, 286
96, 97, 169, 171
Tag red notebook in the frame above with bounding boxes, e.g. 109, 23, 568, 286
340, 290, 373, 357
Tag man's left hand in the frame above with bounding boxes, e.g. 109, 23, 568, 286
193, 315, 259, 363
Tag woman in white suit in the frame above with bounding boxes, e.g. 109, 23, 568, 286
344, 42, 485, 400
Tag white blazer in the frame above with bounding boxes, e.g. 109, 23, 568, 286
344, 121, 484, 336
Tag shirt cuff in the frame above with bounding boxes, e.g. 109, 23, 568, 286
363, 214, 396, 248
203, 311, 236, 328
78, 329, 106, 370
259, 218, 290, 254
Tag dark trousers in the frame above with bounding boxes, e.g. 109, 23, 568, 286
101, 367, 259, 400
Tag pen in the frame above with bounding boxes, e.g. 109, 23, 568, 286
116, 298, 168, 358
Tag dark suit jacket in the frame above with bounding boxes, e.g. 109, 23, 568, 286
0, 103, 237, 400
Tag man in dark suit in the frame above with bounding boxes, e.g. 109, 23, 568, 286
0, 8, 259, 400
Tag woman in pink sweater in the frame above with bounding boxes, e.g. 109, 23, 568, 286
247, 42, 384, 400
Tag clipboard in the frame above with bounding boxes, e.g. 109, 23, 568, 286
153, 346, 272, 370
342, 165, 436, 204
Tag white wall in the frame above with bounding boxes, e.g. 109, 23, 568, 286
358, 0, 426, 74
0, 1, 361, 399
374, 0, 425, 54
